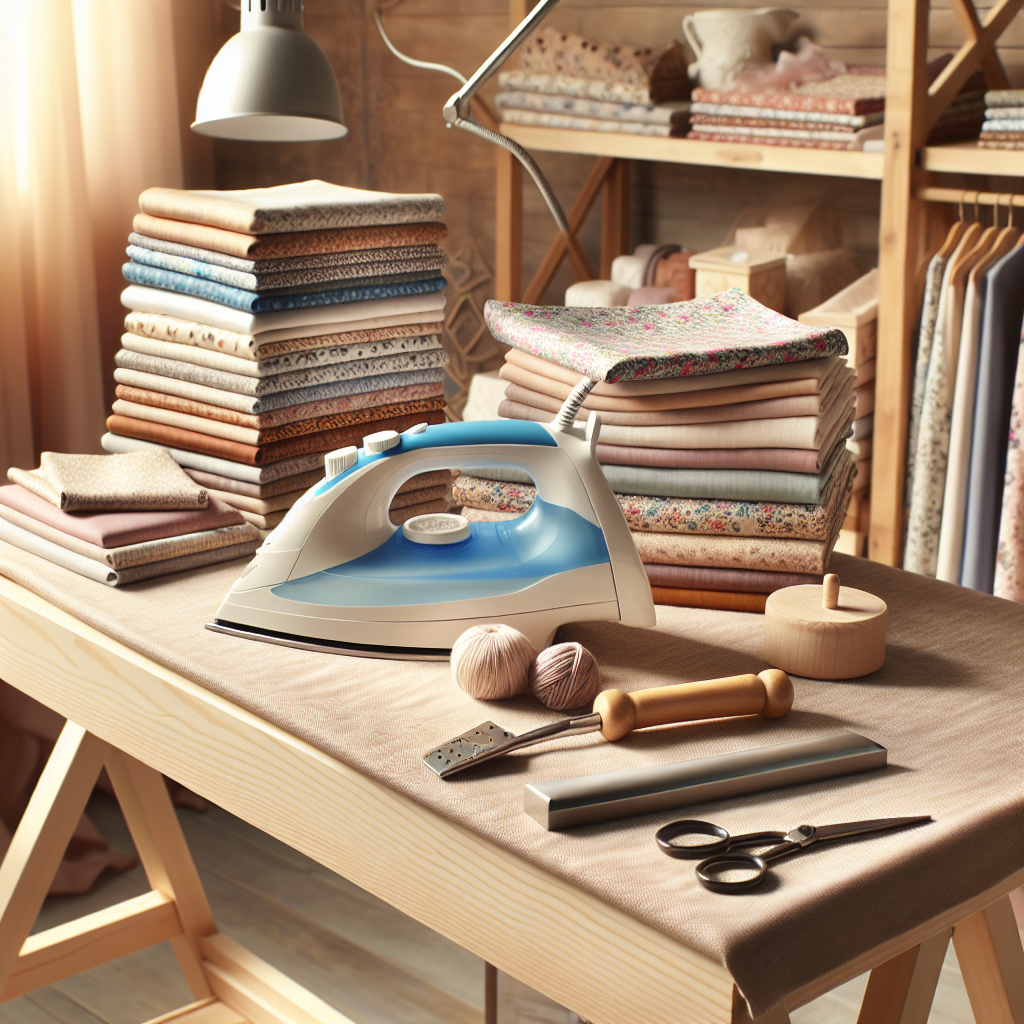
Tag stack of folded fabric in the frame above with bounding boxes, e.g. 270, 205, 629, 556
496, 28, 690, 138
104, 180, 453, 529
457, 290, 855, 612
979, 89, 1024, 149
0, 452, 260, 586
688, 65, 983, 151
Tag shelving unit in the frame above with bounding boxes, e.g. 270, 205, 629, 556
494, 0, 1024, 567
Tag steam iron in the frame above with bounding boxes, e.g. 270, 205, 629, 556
207, 379, 656, 659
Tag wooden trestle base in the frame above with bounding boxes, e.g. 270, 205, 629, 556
0, 721, 355, 1024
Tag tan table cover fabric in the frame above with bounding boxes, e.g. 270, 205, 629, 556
0, 548, 1021, 1016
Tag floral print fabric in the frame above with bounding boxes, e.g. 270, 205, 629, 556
483, 289, 847, 383
498, 70, 653, 106
994, 339, 1024, 602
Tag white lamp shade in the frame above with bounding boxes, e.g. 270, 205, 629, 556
193, 14, 346, 142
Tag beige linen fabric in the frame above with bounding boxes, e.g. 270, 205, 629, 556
8, 451, 207, 511
0, 547, 1021, 1017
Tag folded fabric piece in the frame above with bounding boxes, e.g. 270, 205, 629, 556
0, 485, 244, 548
132, 214, 448, 260
985, 89, 1024, 107
122, 262, 446, 314
485, 289, 847, 382
127, 244, 448, 292
977, 140, 1024, 149
129, 234, 445, 275
983, 108, 1024, 118
0, 517, 257, 586
112, 365, 445, 415
101, 433, 324, 484
496, 91, 679, 125
689, 103, 883, 128
853, 460, 870, 493
500, 389, 839, 426
0, 504, 258, 570
502, 347, 846, 400
389, 484, 452, 511
595, 443, 837, 475
390, 498, 450, 525
237, 508, 286, 530
117, 339, 445, 394
686, 130, 866, 151
498, 109, 670, 136
649, 587, 768, 612
184, 468, 325, 500
633, 530, 833, 575
847, 437, 871, 460
120, 329, 443, 378
114, 382, 444, 429
692, 74, 886, 115
121, 284, 446, 336
520, 26, 657, 85
139, 181, 445, 234
454, 459, 849, 539
643, 563, 821, 593
498, 69, 654, 106
692, 115, 861, 134
107, 410, 447, 466
124, 311, 443, 360
206, 487, 306, 515
855, 384, 875, 420
111, 395, 446, 445
7, 451, 207, 512
851, 414, 873, 441
981, 119, 1024, 132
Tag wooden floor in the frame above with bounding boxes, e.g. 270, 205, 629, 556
0, 794, 976, 1024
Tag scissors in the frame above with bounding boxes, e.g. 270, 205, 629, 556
655, 815, 932, 893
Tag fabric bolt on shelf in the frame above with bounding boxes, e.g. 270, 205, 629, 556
691, 115, 860, 134
120, 284, 447, 337
128, 233, 446, 275
633, 528, 836, 575
114, 383, 445, 431
125, 310, 442, 365
485, 289, 847, 383
132, 213, 448, 261
0, 485, 244, 549
962, 247, 1024, 593
985, 88, 1024, 106
690, 107, 883, 129
687, 123, 875, 144
984, 107, 1024, 118
643, 562, 821, 594
112, 364, 445, 416
127, 244, 448, 293
498, 109, 671, 136
595, 442, 838, 475
650, 587, 768, 612
0, 504, 258, 570
851, 414, 873, 441
107, 409, 447, 467
101, 433, 325, 485
994, 339, 1024, 602
117, 336, 445, 393
111, 395, 446, 447
7, 451, 207, 512
138, 181, 445, 234
847, 437, 872, 460
122, 262, 446, 314
1, 549, 1021, 1016
977, 139, 1024, 149
495, 90, 678, 125
183, 469, 325, 501
692, 72, 886, 115
497, 69, 655, 106
0, 518, 257, 586
981, 118, 1024, 132
855, 384, 875, 421
686, 130, 864, 151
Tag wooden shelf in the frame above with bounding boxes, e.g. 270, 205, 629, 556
920, 141, 1024, 176
501, 123, 885, 180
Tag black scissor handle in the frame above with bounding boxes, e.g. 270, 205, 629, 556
655, 819, 732, 858
696, 852, 769, 892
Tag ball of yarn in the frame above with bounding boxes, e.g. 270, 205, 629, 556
451, 624, 536, 700
529, 642, 601, 711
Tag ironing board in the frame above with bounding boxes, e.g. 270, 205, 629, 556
0, 552, 1023, 1024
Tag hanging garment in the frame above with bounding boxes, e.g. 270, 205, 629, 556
962, 245, 1024, 591
994, 338, 1024, 602
904, 227, 979, 575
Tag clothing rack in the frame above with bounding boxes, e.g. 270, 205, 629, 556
916, 188, 1024, 210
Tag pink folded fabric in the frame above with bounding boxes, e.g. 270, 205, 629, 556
595, 443, 837, 474
643, 563, 821, 593
0, 485, 244, 549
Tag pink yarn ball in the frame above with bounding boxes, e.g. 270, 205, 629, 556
529, 642, 601, 710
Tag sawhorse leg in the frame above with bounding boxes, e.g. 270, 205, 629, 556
0, 720, 355, 1023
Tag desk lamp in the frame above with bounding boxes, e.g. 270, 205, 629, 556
192, 0, 568, 231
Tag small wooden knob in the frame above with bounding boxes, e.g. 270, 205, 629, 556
764, 579, 888, 680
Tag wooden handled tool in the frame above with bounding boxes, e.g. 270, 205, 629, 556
424, 669, 794, 777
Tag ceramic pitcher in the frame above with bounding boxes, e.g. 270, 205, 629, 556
683, 8, 799, 91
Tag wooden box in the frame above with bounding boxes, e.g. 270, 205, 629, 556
690, 246, 787, 313
798, 267, 879, 368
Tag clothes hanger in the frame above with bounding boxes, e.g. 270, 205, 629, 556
936, 192, 969, 259
947, 193, 984, 275
973, 195, 1020, 282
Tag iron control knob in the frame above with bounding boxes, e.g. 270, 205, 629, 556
324, 446, 357, 477
362, 429, 400, 454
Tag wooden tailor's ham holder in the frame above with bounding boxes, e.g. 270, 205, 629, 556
764, 573, 888, 679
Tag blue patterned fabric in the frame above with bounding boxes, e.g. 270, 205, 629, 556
122, 262, 446, 313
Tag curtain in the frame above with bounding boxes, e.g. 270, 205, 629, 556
0, 0, 188, 471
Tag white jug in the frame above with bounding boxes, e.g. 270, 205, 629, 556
683, 8, 799, 91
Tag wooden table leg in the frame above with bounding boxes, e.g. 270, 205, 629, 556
952, 895, 1024, 1024
856, 929, 949, 1024
731, 987, 791, 1023
496, 147, 523, 302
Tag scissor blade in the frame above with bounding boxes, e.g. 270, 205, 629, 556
811, 816, 932, 842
